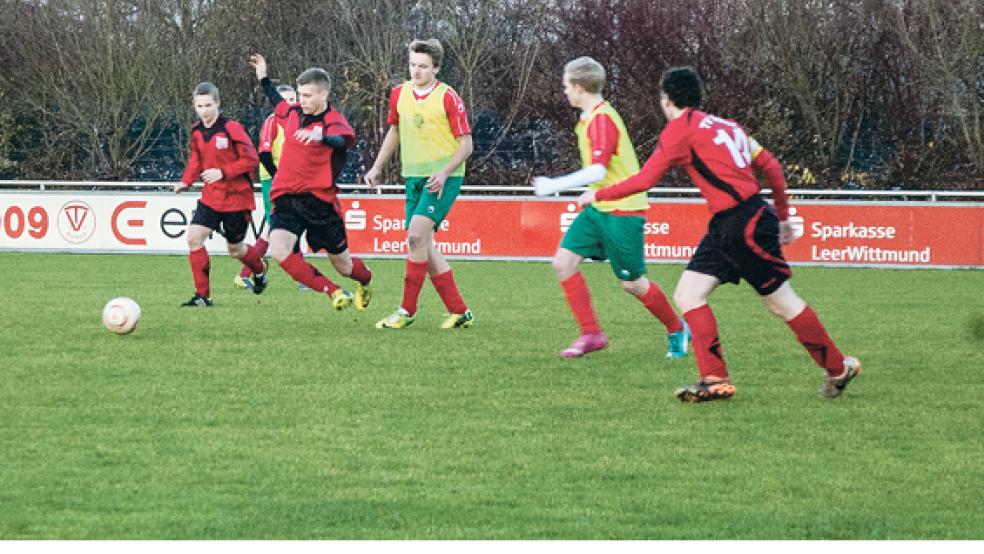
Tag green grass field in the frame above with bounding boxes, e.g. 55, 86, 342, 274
1, 252, 982, 539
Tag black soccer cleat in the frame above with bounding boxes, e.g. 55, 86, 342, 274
181, 293, 213, 307
674, 377, 736, 403
251, 272, 268, 295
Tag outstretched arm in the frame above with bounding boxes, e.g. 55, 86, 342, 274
532, 164, 607, 196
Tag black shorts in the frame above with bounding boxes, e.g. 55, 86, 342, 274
687, 195, 792, 296
190, 201, 251, 244
270, 193, 349, 255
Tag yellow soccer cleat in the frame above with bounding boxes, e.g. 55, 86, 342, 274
355, 282, 372, 311
440, 309, 474, 329
330, 288, 353, 311
376, 308, 415, 329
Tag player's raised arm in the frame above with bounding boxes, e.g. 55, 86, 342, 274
250, 53, 285, 107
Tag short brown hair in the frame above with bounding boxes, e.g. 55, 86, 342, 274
409, 38, 444, 68
564, 57, 606, 94
193, 81, 220, 102
296, 68, 331, 91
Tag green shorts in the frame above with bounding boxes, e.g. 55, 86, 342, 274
560, 204, 647, 281
405, 176, 463, 229
260, 177, 273, 224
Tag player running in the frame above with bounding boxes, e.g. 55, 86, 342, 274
577, 66, 860, 401
249, 54, 374, 311
532, 57, 688, 359
176, 81, 267, 307
364, 38, 474, 330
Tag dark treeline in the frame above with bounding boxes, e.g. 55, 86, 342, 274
1, 0, 982, 190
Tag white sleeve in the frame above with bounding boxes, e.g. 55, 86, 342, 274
533, 164, 607, 196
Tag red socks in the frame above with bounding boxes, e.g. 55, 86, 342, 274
401, 259, 428, 315
787, 306, 845, 376
431, 270, 467, 314
560, 272, 601, 335
346, 256, 373, 286
189, 247, 211, 297
279, 252, 339, 295
239, 237, 269, 278
684, 304, 728, 380
638, 281, 682, 333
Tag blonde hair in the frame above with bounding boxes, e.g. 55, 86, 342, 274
564, 57, 606, 94
409, 38, 444, 68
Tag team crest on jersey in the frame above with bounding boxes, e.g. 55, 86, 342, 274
413, 113, 425, 129
215, 136, 229, 150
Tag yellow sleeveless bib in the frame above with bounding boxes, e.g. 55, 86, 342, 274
258, 115, 287, 181
397, 81, 466, 178
576, 102, 647, 212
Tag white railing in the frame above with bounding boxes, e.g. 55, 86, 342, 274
1, 180, 983, 202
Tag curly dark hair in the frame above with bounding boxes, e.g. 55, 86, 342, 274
660, 66, 702, 108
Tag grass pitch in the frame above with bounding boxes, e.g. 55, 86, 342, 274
1, 252, 982, 539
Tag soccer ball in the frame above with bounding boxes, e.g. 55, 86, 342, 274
102, 297, 141, 335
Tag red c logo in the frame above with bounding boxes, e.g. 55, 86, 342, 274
112, 201, 147, 245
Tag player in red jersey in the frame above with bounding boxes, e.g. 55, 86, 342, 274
235, 83, 297, 291
175, 81, 267, 307
578, 66, 860, 402
249, 54, 374, 312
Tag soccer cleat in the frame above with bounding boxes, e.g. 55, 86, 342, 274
376, 308, 415, 329
560, 332, 608, 358
440, 309, 474, 329
298, 283, 310, 291
819, 356, 862, 399
234, 275, 253, 290
674, 377, 736, 402
355, 282, 372, 311
181, 293, 213, 307
251, 272, 268, 295
666, 320, 691, 358
330, 288, 353, 311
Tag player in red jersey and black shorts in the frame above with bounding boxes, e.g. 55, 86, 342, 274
249, 54, 373, 312
175, 81, 267, 307
250, 54, 372, 310
578, 66, 860, 402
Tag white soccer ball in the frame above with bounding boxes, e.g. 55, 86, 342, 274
102, 297, 141, 335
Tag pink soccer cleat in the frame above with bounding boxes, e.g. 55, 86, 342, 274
560, 333, 608, 358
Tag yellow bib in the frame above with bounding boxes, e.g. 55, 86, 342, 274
258, 116, 287, 181
576, 102, 647, 212
397, 81, 466, 178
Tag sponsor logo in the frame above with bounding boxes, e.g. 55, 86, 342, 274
787, 207, 804, 240
345, 201, 367, 230
58, 200, 96, 244
560, 203, 578, 233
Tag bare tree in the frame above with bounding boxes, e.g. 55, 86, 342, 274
893, 0, 984, 177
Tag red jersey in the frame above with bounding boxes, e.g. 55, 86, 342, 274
386, 82, 471, 137
269, 102, 355, 205
595, 108, 789, 219
180, 116, 258, 212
